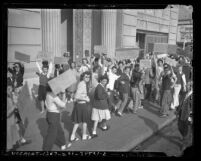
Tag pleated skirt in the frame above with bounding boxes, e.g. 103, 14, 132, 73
91, 108, 111, 122
71, 102, 91, 123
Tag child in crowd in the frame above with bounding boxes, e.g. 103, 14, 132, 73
36, 59, 53, 114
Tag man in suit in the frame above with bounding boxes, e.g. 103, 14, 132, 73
116, 66, 131, 116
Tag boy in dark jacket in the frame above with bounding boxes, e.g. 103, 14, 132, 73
130, 64, 144, 114
116, 66, 131, 117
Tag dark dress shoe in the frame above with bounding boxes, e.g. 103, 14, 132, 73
92, 134, 98, 138
21, 140, 32, 146
100, 125, 110, 131
116, 111, 122, 117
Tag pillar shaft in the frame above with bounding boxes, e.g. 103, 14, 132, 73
101, 9, 117, 58
41, 9, 61, 57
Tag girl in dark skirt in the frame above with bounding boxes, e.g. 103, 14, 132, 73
36, 59, 53, 114
70, 71, 92, 142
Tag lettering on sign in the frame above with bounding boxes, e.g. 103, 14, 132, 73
15, 51, 30, 63
48, 70, 77, 95
140, 59, 152, 69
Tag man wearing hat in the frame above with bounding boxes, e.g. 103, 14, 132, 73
159, 63, 177, 117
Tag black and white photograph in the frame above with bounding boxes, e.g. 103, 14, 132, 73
4, 4, 193, 157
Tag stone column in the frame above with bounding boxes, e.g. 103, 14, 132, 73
83, 9, 92, 58
101, 9, 117, 58
41, 9, 61, 57
73, 9, 83, 63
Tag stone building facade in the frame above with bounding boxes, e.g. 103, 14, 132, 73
8, 6, 179, 80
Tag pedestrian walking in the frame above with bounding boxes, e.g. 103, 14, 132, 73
116, 66, 131, 116
42, 85, 69, 151
70, 71, 92, 142
130, 64, 144, 114
159, 64, 177, 117
91, 75, 111, 137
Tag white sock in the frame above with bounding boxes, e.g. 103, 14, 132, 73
20, 138, 26, 143
102, 126, 107, 130
92, 131, 97, 135
70, 135, 75, 140
61, 145, 66, 150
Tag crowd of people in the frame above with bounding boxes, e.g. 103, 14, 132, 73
7, 51, 193, 151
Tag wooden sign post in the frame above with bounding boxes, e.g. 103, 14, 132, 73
48, 70, 77, 95
15, 51, 30, 63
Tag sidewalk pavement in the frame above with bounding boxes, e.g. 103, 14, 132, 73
16, 92, 176, 151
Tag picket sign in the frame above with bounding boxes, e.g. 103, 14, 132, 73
165, 57, 178, 67
94, 45, 107, 54
115, 48, 139, 60
54, 57, 68, 64
156, 53, 168, 59
168, 44, 177, 54
15, 51, 30, 63
140, 59, 152, 69
37, 51, 53, 61
48, 69, 77, 95
153, 43, 168, 53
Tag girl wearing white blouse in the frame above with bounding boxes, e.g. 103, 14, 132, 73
70, 71, 92, 142
42, 85, 69, 151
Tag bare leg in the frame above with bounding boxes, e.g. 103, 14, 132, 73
92, 121, 99, 134
82, 122, 87, 137
70, 123, 79, 140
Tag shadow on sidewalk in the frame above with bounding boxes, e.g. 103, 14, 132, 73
138, 115, 183, 151
61, 110, 82, 140
17, 81, 38, 134
142, 100, 161, 116
36, 117, 48, 148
